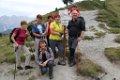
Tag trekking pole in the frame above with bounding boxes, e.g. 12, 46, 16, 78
63, 26, 67, 61
76, 40, 82, 75
14, 47, 18, 80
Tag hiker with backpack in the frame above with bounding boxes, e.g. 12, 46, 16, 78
37, 40, 54, 79
11, 21, 33, 70
49, 14, 66, 66
67, 9, 85, 67
31, 14, 47, 62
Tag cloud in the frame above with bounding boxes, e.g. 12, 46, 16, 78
0, 0, 80, 17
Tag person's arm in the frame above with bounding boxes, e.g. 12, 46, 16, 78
32, 26, 41, 37
50, 23, 61, 36
43, 23, 48, 35
32, 32, 41, 37
48, 48, 54, 61
11, 32, 18, 47
78, 17, 86, 40
37, 54, 44, 66
43, 48, 54, 66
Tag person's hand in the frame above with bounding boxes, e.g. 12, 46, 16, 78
41, 33, 46, 36
77, 37, 82, 42
15, 42, 19, 47
57, 33, 61, 37
39, 63, 44, 67
43, 61, 48, 66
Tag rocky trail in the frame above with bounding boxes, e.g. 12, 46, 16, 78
0, 10, 120, 80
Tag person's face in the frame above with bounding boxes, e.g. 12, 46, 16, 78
21, 24, 27, 30
36, 18, 41, 23
55, 17, 60, 23
49, 17, 53, 22
39, 42, 46, 49
72, 12, 78, 19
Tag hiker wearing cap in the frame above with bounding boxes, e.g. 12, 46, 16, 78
32, 14, 46, 61
67, 9, 85, 67
49, 14, 66, 66
11, 21, 33, 70
45, 15, 54, 47
38, 40, 54, 79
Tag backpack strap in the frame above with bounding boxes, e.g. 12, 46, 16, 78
15, 28, 21, 39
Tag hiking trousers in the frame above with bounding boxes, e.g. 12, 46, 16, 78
15, 45, 31, 66
49, 40, 64, 58
68, 37, 78, 63
39, 60, 53, 76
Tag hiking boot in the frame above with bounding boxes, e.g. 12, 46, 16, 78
49, 75, 54, 79
25, 65, 33, 70
69, 62, 76, 67
57, 61, 66, 66
17, 66, 23, 70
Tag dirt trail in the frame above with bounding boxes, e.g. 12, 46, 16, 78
80, 11, 120, 80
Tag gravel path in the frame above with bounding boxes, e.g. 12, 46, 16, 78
79, 10, 120, 80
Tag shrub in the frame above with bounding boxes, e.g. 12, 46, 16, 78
114, 35, 120, 43
95, 32, 106, 38
83, 36, 94, 40
109, 28, 120, 34
79, 59, 103, 77
104, 47, 120, 64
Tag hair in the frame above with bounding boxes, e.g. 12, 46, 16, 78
36, 14, 42, 19
21, 21, 27, 26
39, 40, 46, 45
47, 15, 53, 19
54, 14, 60, 19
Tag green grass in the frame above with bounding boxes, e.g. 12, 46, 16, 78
114, 35, 120, 43
79, 59, 103, 77
0, 36, 34, 63
104, 47, 120, 64
83, 36, 94, 40
95, 31, 106, 38
108, 28, 120, 34
97, 0, 120, 28
0, 36, 15, 63
89, 26, 98, 32
98, 23, 108, 31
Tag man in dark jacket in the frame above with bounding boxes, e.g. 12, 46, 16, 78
67, 10, 85, 67
37, 40, 54, 79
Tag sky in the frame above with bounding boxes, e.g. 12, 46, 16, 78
0, 0, 81, 17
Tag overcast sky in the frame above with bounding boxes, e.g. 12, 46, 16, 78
0, 0, 81, 17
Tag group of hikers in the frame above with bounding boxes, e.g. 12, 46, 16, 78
10, 6, 85, 79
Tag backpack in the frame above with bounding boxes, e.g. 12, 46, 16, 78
9, 28, 20, 43
27, 22, 46, 40
78, 16, 85, 28
27, 23, 35, 39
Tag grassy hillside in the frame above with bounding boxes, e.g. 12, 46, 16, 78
42, 0, 105, 22
97, 0, 120, 28
0, 36, 15, 63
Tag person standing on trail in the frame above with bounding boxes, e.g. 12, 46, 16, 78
32, 14, 47, 62
45, 15, 54, 47
67, 9, 85, 67
38, 40, 54, 79
49, 14, 66, 66
11, 21, 33, 70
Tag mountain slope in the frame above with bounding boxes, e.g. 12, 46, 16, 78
0, 15, 33, 32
